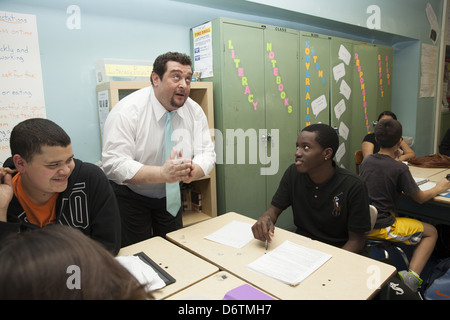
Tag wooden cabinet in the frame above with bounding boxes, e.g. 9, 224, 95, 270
96, 81, 217, 226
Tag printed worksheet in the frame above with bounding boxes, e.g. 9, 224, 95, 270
246, 240, 332, 286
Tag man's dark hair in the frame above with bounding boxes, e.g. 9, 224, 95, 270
10, 118, 71, 162
301, 123, 339, 158
374, 118, 402, 148
151, 52, 192, 85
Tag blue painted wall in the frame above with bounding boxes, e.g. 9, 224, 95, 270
1, 0, 445, 162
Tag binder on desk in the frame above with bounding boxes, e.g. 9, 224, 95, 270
134, 252, 176, 286
223, 284, 275, 300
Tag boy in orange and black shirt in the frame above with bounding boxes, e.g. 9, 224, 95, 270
0, 118, 121, 254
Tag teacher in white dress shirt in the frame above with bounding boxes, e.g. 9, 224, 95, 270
102, 52, 215, 247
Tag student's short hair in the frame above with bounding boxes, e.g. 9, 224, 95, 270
151, 52, 192, 85
374, 118, 402, 148
10, 118, 71, 162
301, 123, 339, 158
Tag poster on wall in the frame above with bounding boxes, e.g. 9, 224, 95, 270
420, 43, 438, 98
97, 90, 109, 144
0, 11, 46, 165
192, 21, 213, 78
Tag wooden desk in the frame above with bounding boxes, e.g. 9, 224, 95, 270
408, 165, 448, 180
167, 212, 396, 300
167, 271, 277, 300
118, 236, 219, 300
428, 168, 450, 183
408, 166, 450, 204
429, 168, 450, 204
397, 166, 450, 224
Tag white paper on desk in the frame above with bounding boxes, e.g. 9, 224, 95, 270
204, 220, 254, 249
417, 181, 450, 195
413, 177, 429, 186
418, 181, 436, 191
246, 240, 332, 286
115, 255, 166, 291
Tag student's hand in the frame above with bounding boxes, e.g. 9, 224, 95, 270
160, 148, 192, 183
435, 177, 450, 194
252, 214, 275, 243
394, 148, 404, 160
0, 168, 14, 222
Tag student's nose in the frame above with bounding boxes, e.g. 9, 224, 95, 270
59, 163, 73, 175
59, 166, 70, 175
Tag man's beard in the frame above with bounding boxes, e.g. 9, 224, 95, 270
170, 96, 185, 109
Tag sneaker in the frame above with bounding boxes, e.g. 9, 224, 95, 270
398, 270, 423, 292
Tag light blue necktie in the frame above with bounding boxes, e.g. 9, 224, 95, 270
165, 111, 181, 217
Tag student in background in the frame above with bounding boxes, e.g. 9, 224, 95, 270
362, 111, 416, 161
102, 52, 215, 247
360, 119, 450, 292
0, 118, 121, 254
252, 124, 371, 254
0, 225, 151, 299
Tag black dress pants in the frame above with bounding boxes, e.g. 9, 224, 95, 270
110, 181, 183, 248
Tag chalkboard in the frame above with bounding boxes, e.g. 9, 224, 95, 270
0, 11, 46, 165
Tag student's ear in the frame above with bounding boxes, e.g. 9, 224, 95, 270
12, 154, 27, 173
323, 147, 333, 161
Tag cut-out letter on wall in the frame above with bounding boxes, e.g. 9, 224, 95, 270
366, 5, 381, 30
66, 5, 81, 30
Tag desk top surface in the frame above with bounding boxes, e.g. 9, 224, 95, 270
408, 165, 450, 204
408, 165, 448, 179
166, 271, 277, 300
167, 212, 396, 300
118, 236, 219, 300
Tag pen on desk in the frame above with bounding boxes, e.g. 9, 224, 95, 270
265, 217, 271, 250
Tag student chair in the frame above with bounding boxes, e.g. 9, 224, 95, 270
366, 205, 410, 269
354, 150, 363, 175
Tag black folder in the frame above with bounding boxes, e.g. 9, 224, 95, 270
134, 251, 176, 286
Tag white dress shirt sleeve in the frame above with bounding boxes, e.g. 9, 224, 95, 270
101, 108, 144, 184
191, 108, 216, 176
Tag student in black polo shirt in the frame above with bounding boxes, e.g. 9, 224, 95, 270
252, 123, 371, 254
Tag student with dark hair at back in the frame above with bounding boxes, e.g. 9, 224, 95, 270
360, 118, 450, 292
0, 225, 152, 300
0, 118, 121, 254
252, 124, 371, 254
362, 110, 415, 161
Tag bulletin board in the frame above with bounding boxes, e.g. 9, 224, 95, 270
0, 11, 46, 165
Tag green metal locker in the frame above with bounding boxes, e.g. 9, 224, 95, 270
376, 44, 394, 117
299, 32, 393, 172
300, 33, 331, 127
190, 18, 299, 228
330, 37, 357, 171
190, 17, 393, 228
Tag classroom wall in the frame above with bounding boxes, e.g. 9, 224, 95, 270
181, 0, 447, 155
1, 0, 446, 163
